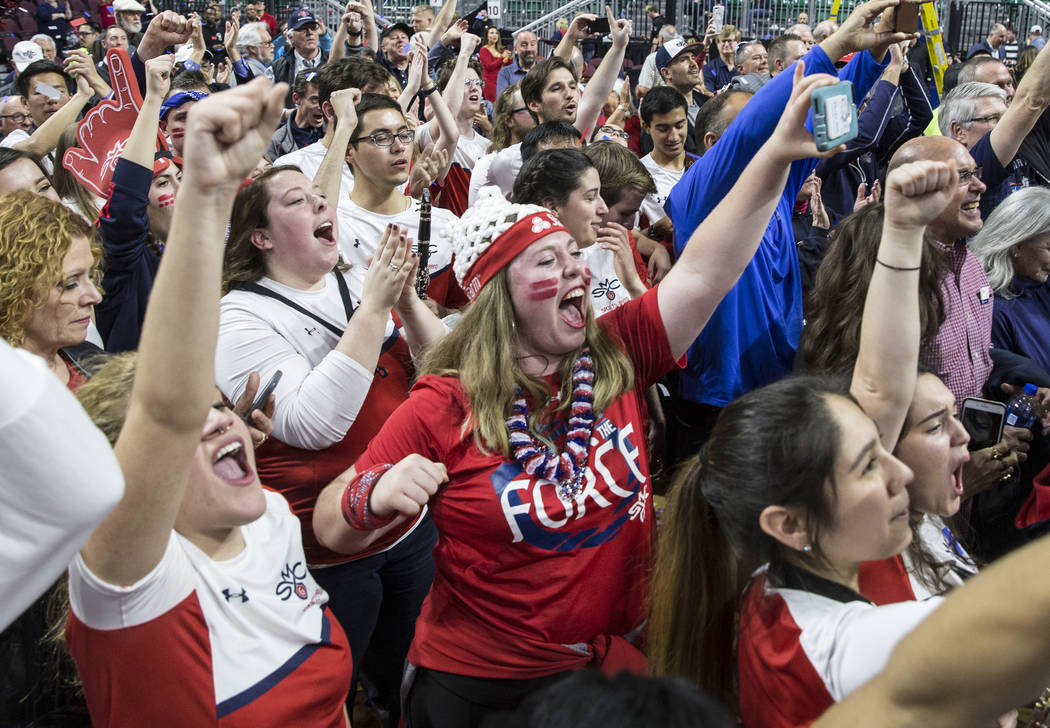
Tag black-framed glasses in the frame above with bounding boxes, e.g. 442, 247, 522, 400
511, 106, 530, 114
77, 29, 96, 36
0, 112, 28, 122
968, 114, 1002, 125
597, 125, 629, 140
958, 166, 982, 185
352, 129, 416, 147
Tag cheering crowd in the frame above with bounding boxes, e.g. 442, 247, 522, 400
9, 0, 1050, 726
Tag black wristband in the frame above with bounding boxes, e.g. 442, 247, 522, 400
418, 84, 438, 97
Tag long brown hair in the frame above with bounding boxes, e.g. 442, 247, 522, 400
421, 267, 634, 457
488, 83, 521, 153
649, 375, 849, 708
222, 165, 348, 293
800, 203, 944, 373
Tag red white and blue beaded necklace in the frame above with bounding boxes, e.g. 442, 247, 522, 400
505, 348, 597, 501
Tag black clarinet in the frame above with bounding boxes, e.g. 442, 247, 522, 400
415, 189, 431, 299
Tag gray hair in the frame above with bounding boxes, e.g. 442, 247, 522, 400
31, 34, 55, 48
237, 21, 269, 54
813, 20, 837, 41
970, 186, 1050, 298
734, 42, 759, 67
938, 81, 1007, 136
958, 55, 1004, 83
658, 24, 678, 42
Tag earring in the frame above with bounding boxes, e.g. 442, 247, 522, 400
801, 545, 811, 553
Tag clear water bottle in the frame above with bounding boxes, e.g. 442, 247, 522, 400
1005, 383, 1039, 430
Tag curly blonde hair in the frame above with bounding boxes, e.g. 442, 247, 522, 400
0, 190, 99, 347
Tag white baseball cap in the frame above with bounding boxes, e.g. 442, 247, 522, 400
12, 40, 44, 73
1032, 24, 1043, 34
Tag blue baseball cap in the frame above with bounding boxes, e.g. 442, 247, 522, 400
287, 7, 318, 30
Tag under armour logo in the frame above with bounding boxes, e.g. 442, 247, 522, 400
222, 587, 249, 603
305, 326, 320, 336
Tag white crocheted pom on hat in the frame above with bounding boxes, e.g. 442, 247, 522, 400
444, 186, 549, 287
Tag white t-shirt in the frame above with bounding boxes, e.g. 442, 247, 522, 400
336, 196, 458, 295
67, 489, 350, 725
902, 514, 978, 601
637, 51, 663, 90
216, 273, 390, 451
468, 143, 521, 207
273, 140, 355, 199
419, 122, 489, 171
639, 153, 684, 227
581, 244, 635, 319
0, 340, 124, 630
1, 128, 54, 174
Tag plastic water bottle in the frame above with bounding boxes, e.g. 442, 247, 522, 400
1005, 383, 1039, 430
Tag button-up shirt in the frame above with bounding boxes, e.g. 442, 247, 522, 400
921, 242, 995, 403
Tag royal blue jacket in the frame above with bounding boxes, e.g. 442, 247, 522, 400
666, 45, 887, 407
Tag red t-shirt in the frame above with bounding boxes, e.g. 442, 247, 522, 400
355, 286, 682, 678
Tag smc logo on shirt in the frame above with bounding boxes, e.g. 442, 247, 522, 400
489, 415, 648, 551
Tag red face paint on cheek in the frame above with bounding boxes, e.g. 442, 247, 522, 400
528, 277, 559, 301
584, 267, 592, 288
157, 193, 176, 208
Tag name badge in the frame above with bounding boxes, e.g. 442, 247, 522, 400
979, 286, 991, 304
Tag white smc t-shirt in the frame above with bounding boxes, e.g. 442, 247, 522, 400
336, 196, 459, 294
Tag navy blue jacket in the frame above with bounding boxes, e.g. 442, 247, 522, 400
95, 158, 159, 353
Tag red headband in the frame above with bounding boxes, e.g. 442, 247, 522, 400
460, 210, 568, 301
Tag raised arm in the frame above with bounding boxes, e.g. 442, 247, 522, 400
315, 87, 359, 203
849, 161, 955, 449
137, 11, 194, 63
554, 13, 593, 62
360, 0, 378, 55
121, 55, 170, 170
78, 79, 286, 586
8, 74, 92, 159
575, 6, 631, 136
426, 0, 456, 50
990, 38, 1050, 166
438, 32, 480, 131
658, 66, 844, 359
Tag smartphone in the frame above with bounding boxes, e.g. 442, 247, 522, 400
588, 17, 611, 34
712, 4, 725, 33
894, 2, 919, 34
244, 370, 282, 423
960, 397, 1007, 451
811, 81, 858, 152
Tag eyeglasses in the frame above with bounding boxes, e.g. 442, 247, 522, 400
464, 78, 485, 89
968, 114, 1002, 125
597, 125, 628, 140
0, 112, 28, 122
511, 106, 530, 114
352, 129, 416, 147
958, 166, 982, 185
77, 29, 96, 36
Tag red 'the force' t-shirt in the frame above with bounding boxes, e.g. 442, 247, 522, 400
355, 285, 682, 679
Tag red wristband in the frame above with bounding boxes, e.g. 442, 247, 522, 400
341, 463, 397, 530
